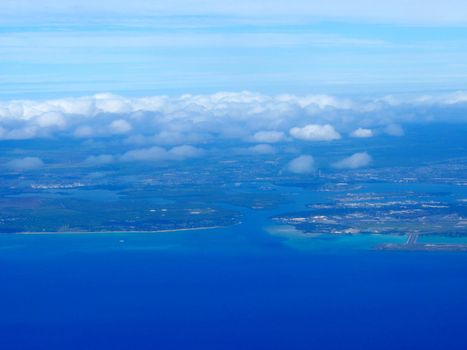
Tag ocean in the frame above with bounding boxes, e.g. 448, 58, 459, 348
1, 226, 467, 349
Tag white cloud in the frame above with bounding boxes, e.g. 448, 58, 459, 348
252, 130, 285, 143
441, 92, 467, 104
6, 157, 44, 171
350, 128, 373, 138
287, 155, 315, 174
248, 144, 276, 155
95, 93, 132, 114
2, 91, 467, 146
36, 112, 66, 128
121, 145, 203, 162
0, 126, 39, 140
384, 124, 404, 136
290, 124, 341, 141
168, 145, 204, 159
281, 94, 354, 110
333, 152, 372, 169
153, 130, 208, 145
110, 119, 132, 134
74, 125, 94, 138
84, 154, 114, 166
0, 92, 360, 131
414, 91, 467, 105
121, 146, 168, 162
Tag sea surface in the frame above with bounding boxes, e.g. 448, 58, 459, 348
1, 184, 467, 349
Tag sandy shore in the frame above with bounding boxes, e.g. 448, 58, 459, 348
14, 226, 224, 235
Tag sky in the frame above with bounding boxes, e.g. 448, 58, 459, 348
1, 0, 467, 172
1, 1, 467, 99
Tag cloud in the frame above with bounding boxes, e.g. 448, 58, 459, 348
0, 126, 39, 140
95, 93, 133, 114
121, 146, 169, 162
248, 144, 276, 155
36, 112, 66, 129
333, 152, 372, 169
2, 91, 467, 170
252, 131, 285, 143
414, 91, 467, 105
2, 91, 467, 146
6, 157, 44, 171
121, 145, 203, 162
153, 130, 208, 145
74, 125, 94, 138
110, 119, 132, 134
168, 145, 204, 159
290, 124, 341, 141
287, 155, 315, 174
0, 92, 356, 143
384, 124, 404, 136
350, 128, 373, 138
84, 154, 114, 166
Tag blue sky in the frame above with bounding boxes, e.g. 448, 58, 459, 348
1, 0, 467, 99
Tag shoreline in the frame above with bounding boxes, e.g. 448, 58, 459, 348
11, 226, 224, 235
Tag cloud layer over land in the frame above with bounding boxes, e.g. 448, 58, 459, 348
290, 124, 341, 141
333, 152, 372, 169
288, 155, 315, 174
351, 128, 373, 138
6, 157, 44, 171
1, 91, 467, 172
2, 91, 466, 143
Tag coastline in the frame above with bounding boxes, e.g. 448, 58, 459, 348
12, 226, 224, 235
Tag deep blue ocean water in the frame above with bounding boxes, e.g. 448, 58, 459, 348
1, 229, 467, 350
